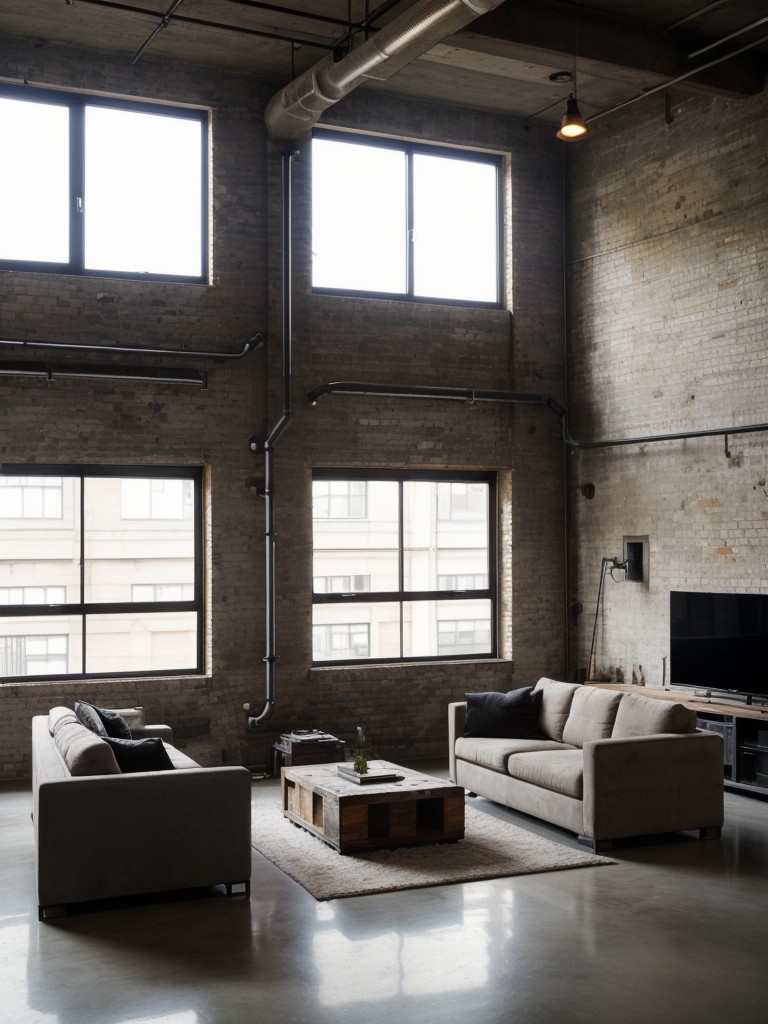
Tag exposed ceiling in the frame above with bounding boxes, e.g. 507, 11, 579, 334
1, 1, 767, 127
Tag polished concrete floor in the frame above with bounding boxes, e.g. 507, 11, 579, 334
3, 761, 767, 1024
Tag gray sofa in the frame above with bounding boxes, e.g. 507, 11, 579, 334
33, 706, 252, 919
449, 678, 725, 851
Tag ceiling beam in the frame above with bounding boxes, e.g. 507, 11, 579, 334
451, 0, 767, 97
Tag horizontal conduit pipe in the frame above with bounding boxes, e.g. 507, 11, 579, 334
308, 381, 768, 453
0, 333, 263, 360
0, 362, 207, 387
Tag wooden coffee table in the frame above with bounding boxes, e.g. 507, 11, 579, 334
281, 759, 465, 853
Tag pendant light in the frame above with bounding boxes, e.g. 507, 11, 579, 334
556, 94, 589, 140
556, 1, 588, 141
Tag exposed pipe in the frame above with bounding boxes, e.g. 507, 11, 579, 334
586, 30, 768, 126
264, 0, 506, 145
0, 334, 263, 360
246, 149, 297, 730
65, 0, 338, 55
307, 381, 768, 453
130, 0, 186, 65
0, 361, 207, 387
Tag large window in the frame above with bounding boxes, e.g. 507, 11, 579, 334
311, 130, 502, 306
312, 470, 495, 664
0, 84, 207, 282
0, 465, 203, 681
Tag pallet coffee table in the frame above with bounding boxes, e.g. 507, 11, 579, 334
281, 759, 465, 853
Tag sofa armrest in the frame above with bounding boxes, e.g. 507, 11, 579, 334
582, 730, 724, 842
36, 765, 252, 910
132, 724, 174, 743
448, 702, 467, 783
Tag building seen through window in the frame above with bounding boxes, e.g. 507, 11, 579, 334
312, 471, 495, 663
0, 467, 203, 681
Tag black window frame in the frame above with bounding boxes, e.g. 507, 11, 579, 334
312, 468, 497, 666
0, 464, 204, 683
311, 128, 504, 308
0, 82, 208, 284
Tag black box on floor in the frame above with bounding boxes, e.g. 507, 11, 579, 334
273, 731, 345, 772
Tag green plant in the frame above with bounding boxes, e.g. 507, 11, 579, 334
353, 726, 371, 774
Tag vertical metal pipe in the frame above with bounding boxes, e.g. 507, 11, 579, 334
249, 148, 297, 728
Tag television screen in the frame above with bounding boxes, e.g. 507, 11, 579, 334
670, 590, 768, 700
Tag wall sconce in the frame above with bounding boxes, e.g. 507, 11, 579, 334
587, 556, 627, 681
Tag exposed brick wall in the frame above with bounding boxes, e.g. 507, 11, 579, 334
566, 89, 768, 687
0, 36, 566, 777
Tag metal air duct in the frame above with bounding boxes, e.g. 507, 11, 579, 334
264, 0, 506, 145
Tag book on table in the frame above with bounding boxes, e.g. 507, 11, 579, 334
336, 764, 401, 785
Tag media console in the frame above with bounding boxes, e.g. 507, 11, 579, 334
588, 683, 768, 797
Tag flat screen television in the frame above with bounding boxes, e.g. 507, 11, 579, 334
670, 590, 768, 704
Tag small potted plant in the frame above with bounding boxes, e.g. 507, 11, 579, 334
352, 726, 371, 775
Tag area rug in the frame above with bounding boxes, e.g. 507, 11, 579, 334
251, 803, 614, 900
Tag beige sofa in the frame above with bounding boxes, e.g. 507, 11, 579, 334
33, 706, 252, 919
449, 679, 725, 851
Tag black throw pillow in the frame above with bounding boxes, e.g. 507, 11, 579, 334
74, 700, 108, 737
463, 687, 545, 739
74, 700, 132, 740
104, 736, 176, 773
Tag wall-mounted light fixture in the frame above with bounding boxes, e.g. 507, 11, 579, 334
587, 556, 627, 681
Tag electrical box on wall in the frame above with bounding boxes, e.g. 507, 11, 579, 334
623, 536, 649, 583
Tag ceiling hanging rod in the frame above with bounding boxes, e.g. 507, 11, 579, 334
0, 333, 263, 360
68, 0, 338, 55
130, 0, 185, 65
687, 15, 768, 60
586, 30, 768, 125
216, 0, 366, 29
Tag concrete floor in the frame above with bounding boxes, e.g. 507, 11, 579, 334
3, 762, 767, 1024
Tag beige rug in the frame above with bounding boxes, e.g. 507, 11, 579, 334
251, 802, 614, 900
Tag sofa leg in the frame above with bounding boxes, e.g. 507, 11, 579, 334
578, 835, 613, 853
225, 880, 250, 899
39, 904, 66, 922
699, 826, 721, 841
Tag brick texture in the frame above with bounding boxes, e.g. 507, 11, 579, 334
566, 89, 768, 686
0, 37, 567, 777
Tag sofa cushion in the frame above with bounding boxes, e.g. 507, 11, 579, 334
533, 678, 580, 742
612, 693, 697, 738
456, 735, 572, 772
507, 749, 585, 800
74, 700, 108, 736
48, 708, 121, 776
464, 687, 545, 739
561, 686, 623, 748
74, 700, 132, 739
103, 736, 176, 773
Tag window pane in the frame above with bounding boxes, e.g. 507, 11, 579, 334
0, 477, 80, 600
85, 611, 198, 673
85, 478, 196, 603
84, 106, 203, 277
413, 153, 498, 302
312, 138, 406, 293
404, 599, 492, 658
404, 481, 488, 592
0, 97, 69, 263
312, 603, 401, 662
313, 480, 399, 592
0, 617, 82, 676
